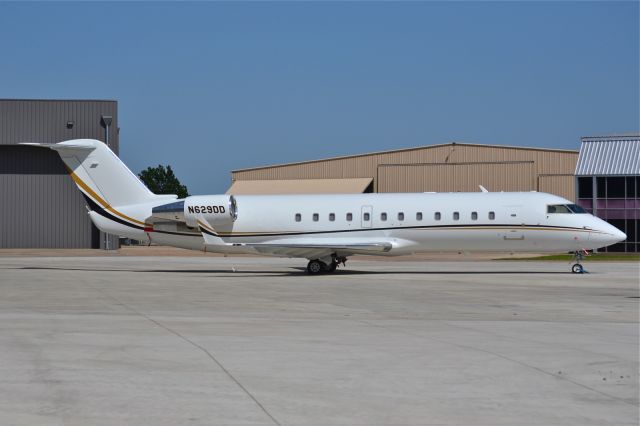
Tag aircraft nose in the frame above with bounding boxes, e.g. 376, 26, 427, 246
604, 222, 626, 243
614, 228, 627, 243
590, 219, 627, 248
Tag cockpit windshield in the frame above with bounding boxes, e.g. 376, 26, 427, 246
567, 204, 587, 213
547, 204, 587, 214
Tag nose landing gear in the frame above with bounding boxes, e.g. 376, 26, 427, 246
571, 250, 589, 274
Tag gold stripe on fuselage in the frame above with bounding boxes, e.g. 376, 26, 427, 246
67, 169, 146, 227
197, 220, 217, 234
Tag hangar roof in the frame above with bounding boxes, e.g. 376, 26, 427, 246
576, 134, 640, 176
227, 178, 373, 194
232, 142, 578, 173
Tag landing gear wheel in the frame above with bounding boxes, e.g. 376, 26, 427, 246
324, 262, 337, 273
307, 260, 325, 275
571, 250, 589, 274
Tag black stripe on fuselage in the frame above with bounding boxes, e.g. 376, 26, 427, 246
213, 223, 593, 238
81, 193, 145, 231
82, 194, 204, 237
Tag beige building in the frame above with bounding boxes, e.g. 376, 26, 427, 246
229, 142, 579, 201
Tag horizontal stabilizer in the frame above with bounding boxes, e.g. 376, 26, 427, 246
21, 141, 96, 151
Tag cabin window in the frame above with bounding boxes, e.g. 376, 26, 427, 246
471, 212, 478, 220
453, 212, 460, 220
416, 212, 423, 221
398, 212, 405, 221
295, 213, 301, 222
435, 212, 441, 221
364, 212, 370, 221
381, 212, 387, 221
346, 213, 353, 221
329, 213, 335, 221
313, 213, 319, 222
488, 211, 495, 220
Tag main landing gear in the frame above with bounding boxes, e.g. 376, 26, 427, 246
571, 250, 589, 274
306, 256, 347, 275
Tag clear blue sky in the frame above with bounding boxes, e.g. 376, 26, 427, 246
1, 1, 638, 194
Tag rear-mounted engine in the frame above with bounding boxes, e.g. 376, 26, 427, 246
183, 195, 238, 228
148, 195, 238, 234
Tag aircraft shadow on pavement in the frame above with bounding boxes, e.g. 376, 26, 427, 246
18, 266, 273, 274
249, 268, 571, 276
17, 266, 571, 276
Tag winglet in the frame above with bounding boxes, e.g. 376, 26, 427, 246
479, 185, 489, 193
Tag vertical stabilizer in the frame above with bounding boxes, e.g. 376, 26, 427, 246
22, 139, 175, 208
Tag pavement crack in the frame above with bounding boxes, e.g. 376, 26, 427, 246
86, 284, 282, 426
442, 320, 634, 365
356, 319, 637, 407
444, 338, 637, 407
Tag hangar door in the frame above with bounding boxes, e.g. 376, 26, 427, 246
0, 146, 99, 248
378, 162, 535, 193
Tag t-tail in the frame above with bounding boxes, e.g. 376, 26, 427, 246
21, 139, 176, 238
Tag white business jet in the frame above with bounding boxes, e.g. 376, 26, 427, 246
24, 139, 626, 274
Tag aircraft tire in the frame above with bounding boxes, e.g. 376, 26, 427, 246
307, 260, 325, 275
571, 263, 583, 274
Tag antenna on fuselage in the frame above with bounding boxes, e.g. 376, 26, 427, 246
479, 185, 489, 193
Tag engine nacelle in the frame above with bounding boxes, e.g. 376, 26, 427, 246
184, 195, 238, 228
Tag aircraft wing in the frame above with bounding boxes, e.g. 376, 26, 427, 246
200, 231, 393, 259
243, 241, 393, 259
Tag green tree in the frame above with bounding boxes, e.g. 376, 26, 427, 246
138, 165, 189, 198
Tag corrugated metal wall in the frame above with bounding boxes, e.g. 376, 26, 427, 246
232, 143, 578, 199
538, 175, 576, 201
0, 99, 118, 248
0, 100, 118, 150
378, 162, 535, 193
